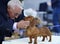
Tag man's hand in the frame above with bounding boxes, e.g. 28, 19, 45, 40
17, 20, 30, 29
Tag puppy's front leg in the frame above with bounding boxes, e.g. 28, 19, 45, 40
29, 36, 32, 43
34, 36, 37, 44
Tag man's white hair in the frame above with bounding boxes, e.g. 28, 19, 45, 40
7, 0, 23, 9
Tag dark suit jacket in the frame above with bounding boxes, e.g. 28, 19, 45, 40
51, 0, 60, 9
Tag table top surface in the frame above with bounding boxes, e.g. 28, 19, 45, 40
3, 35, 60, 44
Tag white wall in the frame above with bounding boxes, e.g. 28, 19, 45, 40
24, 0, 51, 10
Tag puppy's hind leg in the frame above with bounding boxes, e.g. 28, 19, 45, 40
34, 36, 37, 44
42, 36, 45, 41
49, 35, 51, 42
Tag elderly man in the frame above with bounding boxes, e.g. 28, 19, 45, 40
0, 0, 30, 44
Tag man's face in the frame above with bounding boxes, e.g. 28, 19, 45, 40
7, 6, 22, 19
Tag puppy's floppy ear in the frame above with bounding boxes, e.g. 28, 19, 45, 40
24, 16, 34, 22
31, 18, 40, 26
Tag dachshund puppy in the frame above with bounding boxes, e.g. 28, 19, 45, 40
24, 16, 40, 44
24, 16, 52, 44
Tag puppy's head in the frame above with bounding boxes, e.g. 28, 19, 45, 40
24, 16, 34, 22
24, 16, 40, 26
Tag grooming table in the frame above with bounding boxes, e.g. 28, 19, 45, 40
3, 35, 60, 44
